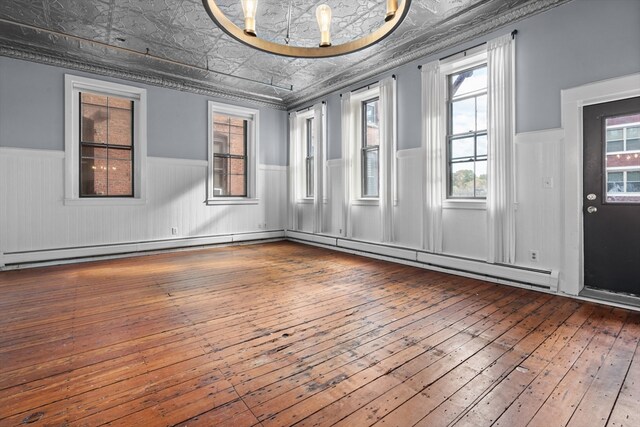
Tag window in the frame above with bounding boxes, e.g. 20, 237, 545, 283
65, 75, 147, 205
606, 114, 640, 153
447, 64, 487, 198
605, 114, 640, 203
208, 101, 259, 204
79, 93, 134, 197
607, 170, 640, 193
306, 117, 315, 198
212, 114, 247, 197
362, 97, 380, 198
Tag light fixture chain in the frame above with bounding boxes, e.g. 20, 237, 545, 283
285, 0, 293, 45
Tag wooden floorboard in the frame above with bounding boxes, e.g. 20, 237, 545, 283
0, 241, 638, 427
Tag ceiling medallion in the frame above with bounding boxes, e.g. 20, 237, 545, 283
202, 0, 412, 58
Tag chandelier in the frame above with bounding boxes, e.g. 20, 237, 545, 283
202, 1, 412, 58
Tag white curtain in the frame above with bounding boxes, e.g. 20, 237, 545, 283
313, 103, 325, 234
421, 61, 444, 253
486, 34, 516, 264
379, 77, 396, 243
341, 93, 354, 238
288, 111, 298, 231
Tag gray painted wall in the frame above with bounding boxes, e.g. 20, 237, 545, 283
300, 0, 640, 158
0, 56, 288, 165
2, 0, 638, 163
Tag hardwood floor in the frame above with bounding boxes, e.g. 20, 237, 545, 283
0, 241, 639, 427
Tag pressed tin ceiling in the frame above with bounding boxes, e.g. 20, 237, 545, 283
0, 0, 568, 109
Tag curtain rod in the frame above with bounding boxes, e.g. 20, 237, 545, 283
292, 100, 326, 114
340, 74, 396, 98
418, 30, 518, 70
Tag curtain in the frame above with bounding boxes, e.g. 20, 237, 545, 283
421, 61, 444, 253
288, 111, 298, 231
313, 103, 324, 234
486, 34, 516, 264
341, 92, 354, 238
379, 77, 396, 243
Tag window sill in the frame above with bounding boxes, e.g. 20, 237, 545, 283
442, 199, 486, 210
64, 198, 147, 207
352, 198, 380, 206
206, 198, 259, 206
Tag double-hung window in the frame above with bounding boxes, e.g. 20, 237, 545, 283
362, 97, 380, 198
64, 75, 147, 205
212, 114, 248, 197
447, 64, 487, 198
305, 117, 315, 198
207, 101, 259, 204
79, 93, 134, 197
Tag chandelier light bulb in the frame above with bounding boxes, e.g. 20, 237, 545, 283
241, 0, 258, 36
203, 0, 412, 58
386, 0, 398, 21
316, 4, 332, 47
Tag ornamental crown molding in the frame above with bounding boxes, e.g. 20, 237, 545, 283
285, 0, 571, 109
0, 0, 570, 111
0, 43, 288, 111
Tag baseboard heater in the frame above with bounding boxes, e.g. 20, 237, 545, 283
0, 230, 285, 269
285, 230, 559, 292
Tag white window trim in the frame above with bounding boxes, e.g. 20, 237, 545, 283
352, 86, 381, 204
64, 74, 147, 206
296, 109, 315, 203
207, 101, 259, 205
440, 47, 488, 204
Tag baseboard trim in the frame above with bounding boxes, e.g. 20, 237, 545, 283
286, 230, 559, 291
1, 230, 285, 269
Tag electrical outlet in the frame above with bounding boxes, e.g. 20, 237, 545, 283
171, 227, 178, 235
529, 250, 539, 262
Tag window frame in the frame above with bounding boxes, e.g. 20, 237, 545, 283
349, 86, 382, 204
361, 97, 380, 199
64, 74, 147, 206
446, 63, 488, 200
207, 101, 259, 205
305, 117, 315, 198
78, 92, 135, 198
438, 48, 488, 208
212, 115, 248, 198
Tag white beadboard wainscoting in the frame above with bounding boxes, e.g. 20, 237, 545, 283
289, 129, 564, 293
0, 148, 286, 267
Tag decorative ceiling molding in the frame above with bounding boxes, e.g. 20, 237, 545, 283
0, 0, 572, 111
0, 41, 288, 110
286, 0, 571, 109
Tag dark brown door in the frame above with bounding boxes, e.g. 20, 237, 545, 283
583, 96, 640, 295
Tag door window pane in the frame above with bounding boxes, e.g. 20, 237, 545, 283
627, 171, 640, 192
605, 113, 640, 202
607, 172, 624, 192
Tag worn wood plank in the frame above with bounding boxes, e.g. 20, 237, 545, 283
0, 241, 638, 427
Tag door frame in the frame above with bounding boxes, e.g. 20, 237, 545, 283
561, 72, 640, 296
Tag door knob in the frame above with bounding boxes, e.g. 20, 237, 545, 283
587, 206, 597, 214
